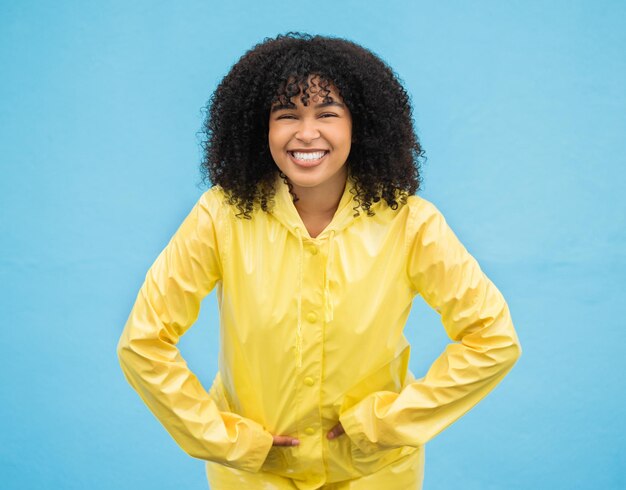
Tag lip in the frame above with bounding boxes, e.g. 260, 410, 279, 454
287, 150, 329, 168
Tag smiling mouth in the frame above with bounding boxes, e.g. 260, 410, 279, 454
288, 150, 329, 166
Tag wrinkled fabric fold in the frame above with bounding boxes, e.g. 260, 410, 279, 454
295, 226, 304, 368
324, 229, 336, 323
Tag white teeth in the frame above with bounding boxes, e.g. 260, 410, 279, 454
291, 151, 327, 161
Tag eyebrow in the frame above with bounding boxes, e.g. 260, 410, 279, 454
270, 100, 346, 113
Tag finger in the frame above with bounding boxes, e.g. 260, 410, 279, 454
272, 435, 300, 446
327, 423, 345, 439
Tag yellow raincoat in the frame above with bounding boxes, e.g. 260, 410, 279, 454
117, 173, 521, 489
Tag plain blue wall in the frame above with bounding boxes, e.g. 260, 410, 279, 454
1, 1, 624, 489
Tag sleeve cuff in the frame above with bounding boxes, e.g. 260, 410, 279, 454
229, 420, 274, 473
339, 394, 391, 455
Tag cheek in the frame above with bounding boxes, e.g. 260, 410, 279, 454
267, 129, 286, 166
267, 132, 278, 155
339, 119, 352, 143
268, 126, 284, 151
340, 126, 353, 152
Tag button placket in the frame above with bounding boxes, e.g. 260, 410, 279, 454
298, 239, 324, 450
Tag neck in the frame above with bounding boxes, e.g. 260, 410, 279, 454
291, 169, 348, 218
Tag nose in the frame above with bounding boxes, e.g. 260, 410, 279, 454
295, 118, 321, 143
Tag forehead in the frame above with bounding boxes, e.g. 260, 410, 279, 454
271, 74, 342, 108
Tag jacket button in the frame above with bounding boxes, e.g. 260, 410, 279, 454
304, 427, 315, 435
304, 377, 314, 386
307, 245, 318, 255
306, 312, 318, 323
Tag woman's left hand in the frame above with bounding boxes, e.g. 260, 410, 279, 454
327, 422, 345, 439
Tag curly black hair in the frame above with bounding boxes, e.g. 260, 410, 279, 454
200, 32, 424, 218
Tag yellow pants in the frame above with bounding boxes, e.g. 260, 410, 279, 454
205, 447, 424, 489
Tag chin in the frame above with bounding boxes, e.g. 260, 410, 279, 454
282, 173, 323, 188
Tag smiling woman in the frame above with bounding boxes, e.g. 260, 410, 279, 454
117, 32, 521, 490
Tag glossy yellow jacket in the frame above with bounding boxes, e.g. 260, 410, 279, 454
117, 173, 521, 488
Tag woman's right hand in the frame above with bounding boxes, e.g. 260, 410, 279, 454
272, 435, 300, 446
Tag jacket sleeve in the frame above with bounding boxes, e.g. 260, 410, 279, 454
116, 190, 273, 472
339, 198, 522, 453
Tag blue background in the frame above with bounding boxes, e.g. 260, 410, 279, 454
1, 1, 624, 488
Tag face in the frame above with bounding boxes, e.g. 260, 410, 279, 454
268, 77, 352, 194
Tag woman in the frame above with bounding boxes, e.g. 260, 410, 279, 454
117, 32, 522, 489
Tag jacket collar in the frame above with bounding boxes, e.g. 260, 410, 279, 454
270, 172, 360, 240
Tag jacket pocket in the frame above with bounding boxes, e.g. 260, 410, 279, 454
349, 440, 417, 476
260, 446, 289, 473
